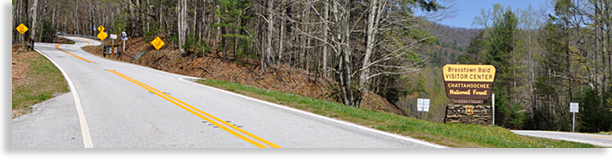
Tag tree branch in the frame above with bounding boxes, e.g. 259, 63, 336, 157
129, 0, 156, 22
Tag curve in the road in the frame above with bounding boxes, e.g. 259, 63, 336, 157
33, 46, 94, 148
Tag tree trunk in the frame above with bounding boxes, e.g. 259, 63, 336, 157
360, 0, 380, 91
322, 0, 328, 77
178, 0, 187, 54
30, 0, 38, 42
30, 0, 38, 41
264, 0, 275, 73
278, 0, 285, 70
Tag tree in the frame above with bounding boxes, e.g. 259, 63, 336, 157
282, 0, 445, 107
483, 9, 520, 127
214, 0, 252, 62
178, 0, 187, 54
359, 0, 443, 92
578, 86, 612, 133
462, 1, 612, 131
11, 0, 458, 113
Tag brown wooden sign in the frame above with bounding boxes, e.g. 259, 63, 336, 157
444, 81, 493, 100
443, 64, 495, 101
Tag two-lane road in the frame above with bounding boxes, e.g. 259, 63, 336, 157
12, 36, 445, 148
512, 130, 612, 147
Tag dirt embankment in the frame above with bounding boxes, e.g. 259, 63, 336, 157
81, 36, 404, 115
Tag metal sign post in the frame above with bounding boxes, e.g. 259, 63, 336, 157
97, 26, 106, 55
121, 31, 127, 53
492, 93, 495, 126
110, 34, 117, 57
150, 36, 165, 66
417, 98, 430, 120
570, 102, 579, 132
16, 23, 29, 50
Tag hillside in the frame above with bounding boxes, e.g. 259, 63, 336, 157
81, 36, 405, 116
424, 22, 482, 67
392, 22, 482, 121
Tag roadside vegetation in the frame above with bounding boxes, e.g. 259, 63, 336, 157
12, 44, 69, 118
198, 79, 597, 148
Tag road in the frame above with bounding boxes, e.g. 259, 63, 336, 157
512, 130, 612, 147
12, 36, 446, 148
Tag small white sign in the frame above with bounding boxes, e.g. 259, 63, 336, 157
417, 98, 430, 112
110, 34, 117, 39
570, 102, 579, 113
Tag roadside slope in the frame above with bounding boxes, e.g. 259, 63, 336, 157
81, 37, 404, 116
12, 44, 69, 118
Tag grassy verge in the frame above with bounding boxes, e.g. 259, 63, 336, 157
198, 79, 597, 148
12, 47, 69, 118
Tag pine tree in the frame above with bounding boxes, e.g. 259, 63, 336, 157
213, 0, 253, 62
484, 9, 522, 128
579, 86, 612, 133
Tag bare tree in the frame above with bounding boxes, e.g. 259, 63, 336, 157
275, 0, 450, 106
31, 0, 38, 42
178, 0, 187, 54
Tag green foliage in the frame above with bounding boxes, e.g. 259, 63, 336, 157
578, 87, 612, 133
461, 30, 485, 64
484, 10, 517, 67
182, 34, 204, 56
12, 51, 69, 116
198, 78, 595, 148
144, 25, 160, 43
483, 8, 524, 128
607, 94, 612, 112
37, 20, 55, 42
213, 0, 254, 61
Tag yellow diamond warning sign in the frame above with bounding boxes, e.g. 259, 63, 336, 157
97, 32, 108, 41
151, 37, 165, 50
16, 23, 28, 34
97, 25, 105, 32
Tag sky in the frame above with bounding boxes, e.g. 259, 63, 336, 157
435, 0, 553, 28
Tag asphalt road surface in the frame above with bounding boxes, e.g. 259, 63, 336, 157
12, 36, 446, 148
512, 130, 612, 147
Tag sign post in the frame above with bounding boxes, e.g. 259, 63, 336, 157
150, 36, 165, 66
110, 34, 117, 56
442, 63, 496, 125
121, 31, 127, 53
16, 23, 29, 50
417, 98, 430, 120
492, 93, 495, 126
570, 102, 579, 132
97, 25, 106, 56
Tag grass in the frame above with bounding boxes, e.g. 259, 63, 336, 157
12, 49, 69, 118
198, 79, 598, 148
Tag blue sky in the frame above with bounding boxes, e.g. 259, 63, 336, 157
436, 0, 553, 28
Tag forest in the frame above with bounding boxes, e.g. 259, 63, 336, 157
11, 0, 612, 133
459, 1, 612, 132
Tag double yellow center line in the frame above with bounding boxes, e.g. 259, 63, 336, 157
55, 44, 94, 63
107, 70, 281, 148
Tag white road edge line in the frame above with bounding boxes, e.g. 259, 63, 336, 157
177, 77, 448, 148
35, 45, 94, 148
559, 138, 612, 148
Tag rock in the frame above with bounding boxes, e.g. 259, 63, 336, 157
444, 104, 492, 126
